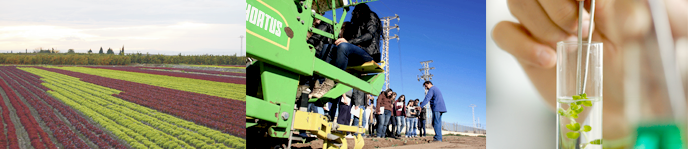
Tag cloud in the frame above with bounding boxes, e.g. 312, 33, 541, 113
0, 22, 244, 55
0, 0, 246, 55
0, 25, 96, 41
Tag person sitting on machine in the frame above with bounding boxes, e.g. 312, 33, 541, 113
309, 3, 382, 99
295, 14, 336, 112
295, 13, 348, 113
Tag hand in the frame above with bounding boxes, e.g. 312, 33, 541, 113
341, 94, 350, 105
492, 0, 688, 141
335, 38, 348, 45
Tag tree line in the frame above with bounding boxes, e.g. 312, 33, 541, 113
0, 53, 245, 65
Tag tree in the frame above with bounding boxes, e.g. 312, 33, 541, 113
88, 49, 93, 54
106, 47, 114, 54
120, 45, 124, 55
99, 47, 104, 54
67, 49, 75, 54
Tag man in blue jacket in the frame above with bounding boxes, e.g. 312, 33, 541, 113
419, 81, 447, 142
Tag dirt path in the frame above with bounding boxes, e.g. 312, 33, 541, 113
291, 136, 485, 149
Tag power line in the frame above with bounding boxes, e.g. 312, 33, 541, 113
418, 60, 434, 127
379, 1, 396, 15
381, 14, 399, 91
469, 104, 477, 128
239, 35, 244, 56
417, 60, 435, 82
397, 18, 404, 93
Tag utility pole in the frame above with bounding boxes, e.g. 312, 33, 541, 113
381, 14, 399, 90
470, 104, 477, 128
239, 35, 244, 56
418, 60, 435, 82
477, 117, 481, 129
418, 60, 434, 127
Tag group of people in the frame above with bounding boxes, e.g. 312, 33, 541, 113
295, 3, 447, 142
316, 82, 437, 139
368, 81, 447, 142
373, 89, 427, 138
311, 80, 446, 142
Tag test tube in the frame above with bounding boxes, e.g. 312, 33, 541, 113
556, 41, 603, 149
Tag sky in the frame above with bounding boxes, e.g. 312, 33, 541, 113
318, 0, 486, 129
0, 0, 245, 55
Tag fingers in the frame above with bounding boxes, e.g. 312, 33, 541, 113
335, 38, 346, 45
538, 0, 591, 37
508, 0, 570, 47
594, 0, 650, 44
493, 21, 558, 68
520, 57, 558, 108
665, 0, 688, 38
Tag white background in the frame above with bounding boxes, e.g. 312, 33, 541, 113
486, 0, 556, 148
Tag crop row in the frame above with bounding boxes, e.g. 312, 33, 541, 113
183, 65, 246, 69
84, 66, 246, 84
0, 79, 18, 149
22, 67, 246, 149
49, 66, 245, 101
0, 68, 56, 149
1, 67, 86, 148
0, 53, 244, 65
138, 66, 246, 77
36, 67, 246, 138
1, 66, 126, 148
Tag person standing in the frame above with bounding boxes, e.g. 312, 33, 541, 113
405, 100, 418, 138
323, 102, 331, 118
393, 95, 406, 138
376, 89, 393, 138
416, 99, 427, 137
351, 89, 367, 127
412, 100, 421, 137
387, 92, 397, 138
365, 95, 375, 137
419, 81, 447, 142
336, 90, 353, 125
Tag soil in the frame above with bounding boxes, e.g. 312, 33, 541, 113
291, 135, 486, 149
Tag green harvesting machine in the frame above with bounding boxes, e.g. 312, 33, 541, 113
245, 0, 384, 148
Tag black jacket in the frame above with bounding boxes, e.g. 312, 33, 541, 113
349, 12, 382, 62
307, 23, 334, 57
419, 107, 427, 120
352, 89, 366, 107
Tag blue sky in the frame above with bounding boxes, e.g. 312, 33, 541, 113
320, 0, 486, 129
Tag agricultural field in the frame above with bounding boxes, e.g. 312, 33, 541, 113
0, 65, 245, 149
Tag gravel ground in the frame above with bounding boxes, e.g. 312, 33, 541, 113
291, 135, 486, 149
